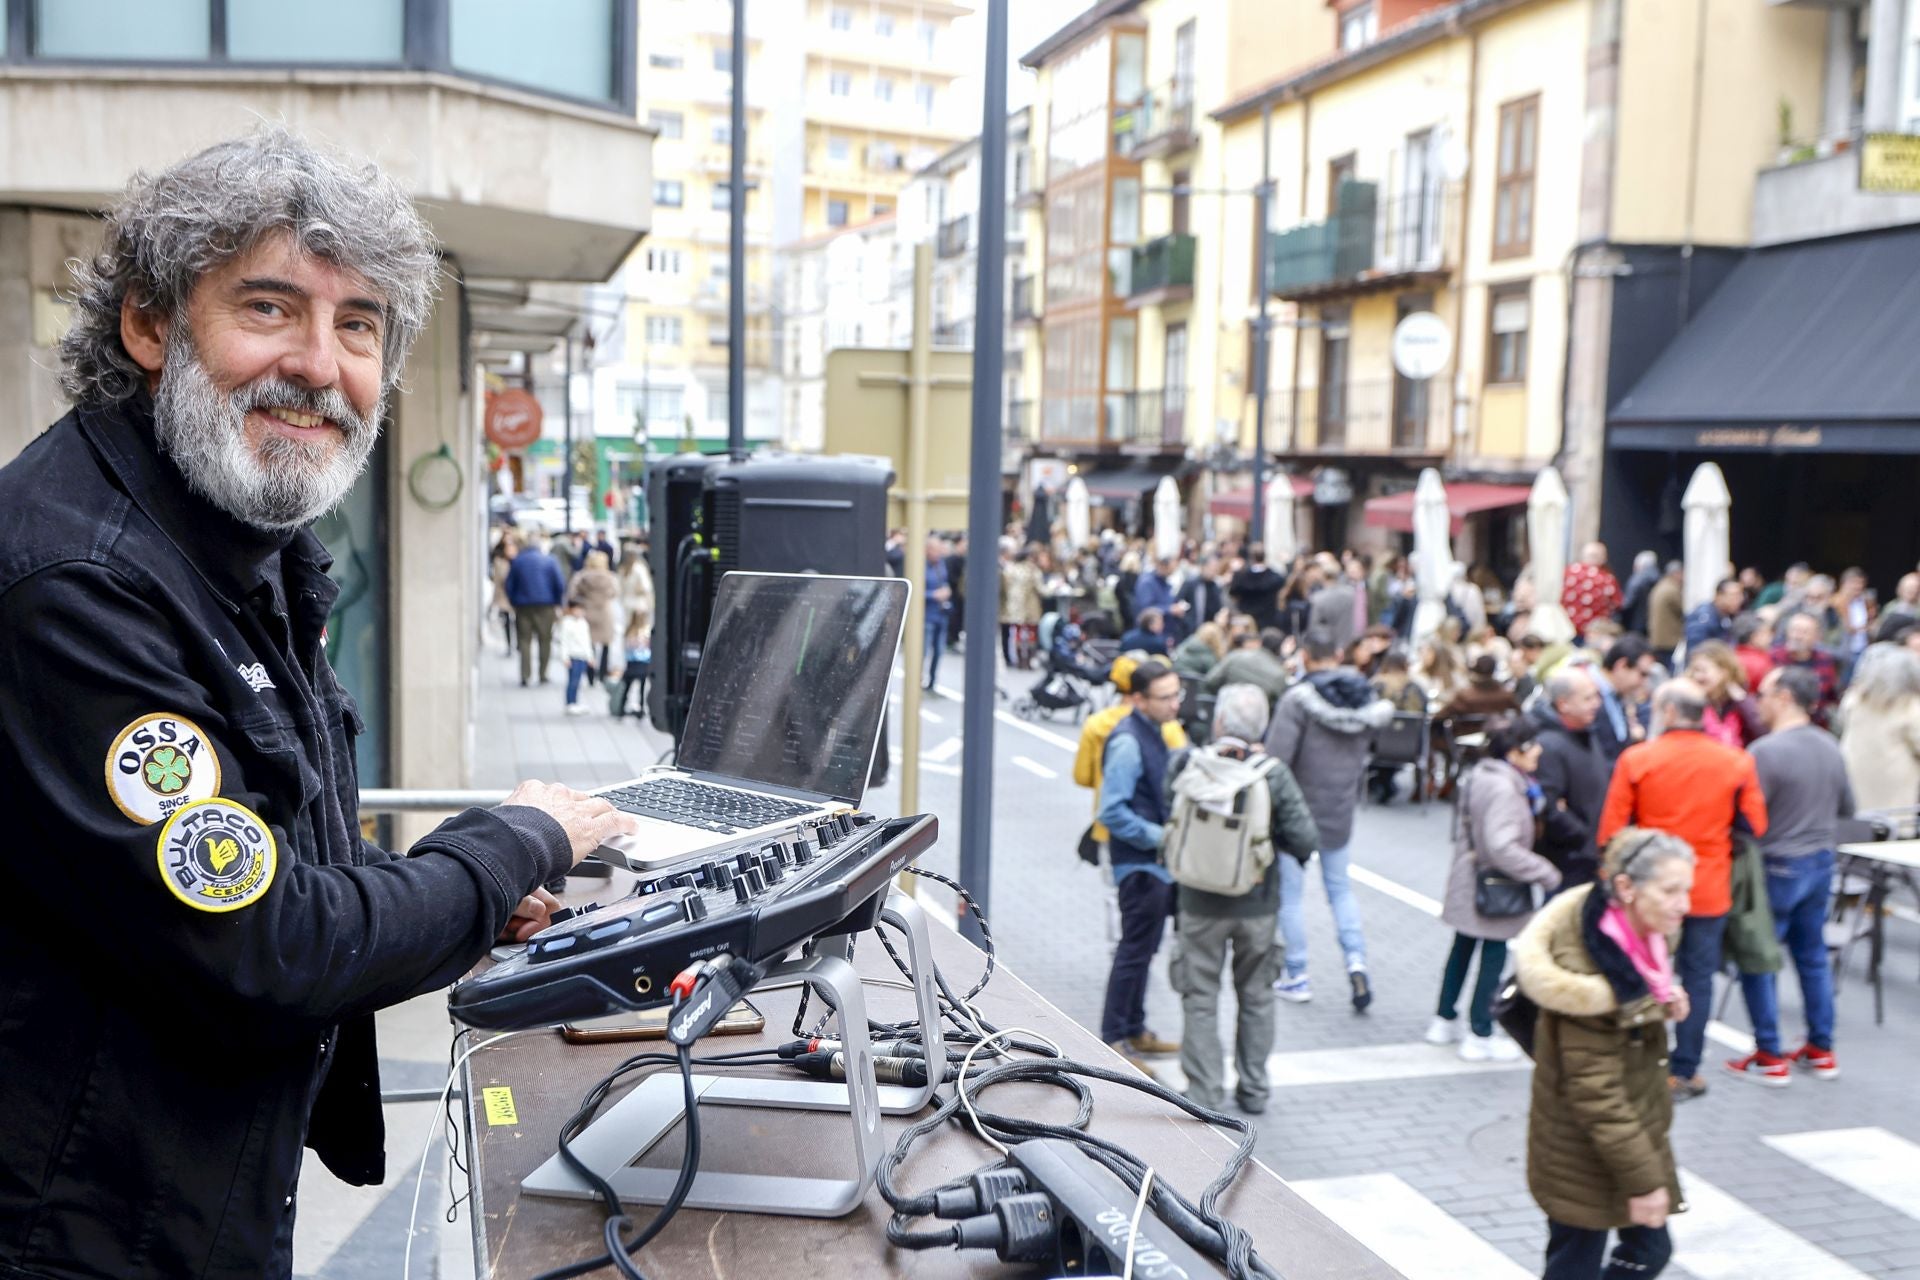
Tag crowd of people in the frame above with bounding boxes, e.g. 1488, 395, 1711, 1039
988, 526, 1919, 1280
488, 525, 655, 718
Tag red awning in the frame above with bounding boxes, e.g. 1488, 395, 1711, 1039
1206, 474, 1316, 520
1362, 482, 1531, 534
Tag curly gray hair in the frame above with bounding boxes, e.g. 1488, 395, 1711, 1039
58, 127, 438, 407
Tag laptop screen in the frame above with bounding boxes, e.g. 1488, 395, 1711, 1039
678, 573, 909, 804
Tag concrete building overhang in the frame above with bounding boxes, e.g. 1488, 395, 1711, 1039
0, 67, 652, 283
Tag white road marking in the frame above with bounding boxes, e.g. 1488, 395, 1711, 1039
1671, 1168, 1869, 1279
993, 708, 1080, 753
1266, 1041, 1530, 1089
1764, 1128, 1920, 1222
916, 761, 961, 777
1348, 863, 1755, 1053
1349, 864, 1443, 917
919, 707, 943, 724
1012, 755, 1058, 780
923, 737, 963, 762
1291, 1174, 1533, 1280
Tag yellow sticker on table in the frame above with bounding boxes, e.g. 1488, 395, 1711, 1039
481, 1086, 519, 1126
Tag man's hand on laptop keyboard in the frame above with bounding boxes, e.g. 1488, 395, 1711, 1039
499, 780, 644, 868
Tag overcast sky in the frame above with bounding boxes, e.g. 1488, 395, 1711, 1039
947, 0, 1086, 123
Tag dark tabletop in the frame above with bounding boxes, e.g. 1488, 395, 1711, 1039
458, 880, 1402, 1279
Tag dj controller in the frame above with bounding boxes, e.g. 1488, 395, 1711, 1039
449, 811, 938, 1031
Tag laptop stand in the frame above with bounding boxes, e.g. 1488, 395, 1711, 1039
521, 890, 945, 1217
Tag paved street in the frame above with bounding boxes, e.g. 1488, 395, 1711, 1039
297, 633, 1920, 1279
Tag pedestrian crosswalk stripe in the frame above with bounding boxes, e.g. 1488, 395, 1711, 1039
1671, 1168, 1869, 1280
1267, 1041, 1530, 1088
1349, 864, 1443, 916
993, 708, 1080, 753
1763, 1127, 1920, 1223
1011, 755, 1058, 780
1291, 1173, 1534, 1280
923, 736, 962, 762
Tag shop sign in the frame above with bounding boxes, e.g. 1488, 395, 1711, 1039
485, 389, 543, 450
1861, 133, 1920, 194
1391, 311, 1452, 381
1313, 467, 1353, 506
1693, 425, 1823, 450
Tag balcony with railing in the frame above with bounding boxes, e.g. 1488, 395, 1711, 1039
1114, 79, 1198, 160
1275, 379, 1446, 456
933, 319, 970, 347
1266, 183, 1455, 301
1004, 398, 1035, 457
1123, 232, 1196, 306
1012, 146, 1043, 209
1104, 388, 1189, 450
937, 214, 972, 259
1011, 274, 1038, 324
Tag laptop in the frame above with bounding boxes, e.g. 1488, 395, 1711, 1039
590, 571, 910, 870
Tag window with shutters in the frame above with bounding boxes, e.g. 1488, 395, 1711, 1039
1493, 94, 1538, 260
1486, 283, 1530, 384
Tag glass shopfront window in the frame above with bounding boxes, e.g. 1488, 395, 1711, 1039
312, 435, 390, 786
228, 0, 403, 62
450, 0, 617, 104
36, 0, 211, 60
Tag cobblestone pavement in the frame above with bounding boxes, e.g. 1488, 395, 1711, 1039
297, 639, 1920, 1278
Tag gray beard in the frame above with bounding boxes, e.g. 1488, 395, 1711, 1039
151, 329, 382, 532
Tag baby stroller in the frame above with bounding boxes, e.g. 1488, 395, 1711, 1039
1011, 616, 1111, 723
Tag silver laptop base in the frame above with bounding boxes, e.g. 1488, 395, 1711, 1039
521, 890, 944, 1217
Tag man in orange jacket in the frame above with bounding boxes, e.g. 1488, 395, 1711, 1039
1598, 678, 1769, 1101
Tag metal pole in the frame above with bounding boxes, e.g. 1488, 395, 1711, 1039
956, 0, 1007, 945
727, 0, 747, 458
562, 332, 576, 536
1250, 103, 1272, 549
898, 245, 933, 819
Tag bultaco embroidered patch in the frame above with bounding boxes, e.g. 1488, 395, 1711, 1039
106, 713, 220, 825
155, 798, 277, 913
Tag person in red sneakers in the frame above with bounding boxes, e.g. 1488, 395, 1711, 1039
1598, 679, 1769, 1101
1727, 666, 1852, 1085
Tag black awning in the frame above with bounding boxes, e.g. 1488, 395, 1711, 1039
1608, 225, 1920, 451
1080, 464, 1175, 502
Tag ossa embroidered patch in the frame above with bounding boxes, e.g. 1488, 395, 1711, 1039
155, 798, 277, 913
105, 714, 221, 825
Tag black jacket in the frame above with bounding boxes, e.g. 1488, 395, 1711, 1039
0, 401, 573, 1279
1529, 698, 1610, 887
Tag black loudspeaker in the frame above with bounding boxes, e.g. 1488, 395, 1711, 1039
647, 453, 894, 740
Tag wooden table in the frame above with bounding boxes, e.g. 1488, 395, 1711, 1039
1834, 839, 1920, 1025
457, 899, 1401, 1279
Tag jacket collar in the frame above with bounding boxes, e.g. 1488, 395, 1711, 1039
76, 394, 335, 613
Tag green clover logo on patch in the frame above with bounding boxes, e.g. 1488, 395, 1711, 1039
144, 745, 191, 795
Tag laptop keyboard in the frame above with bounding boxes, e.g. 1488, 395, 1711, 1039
602, 777, 818, 834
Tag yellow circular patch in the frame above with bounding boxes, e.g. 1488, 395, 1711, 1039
154, 797, 277, 913
105, 713, 221, 826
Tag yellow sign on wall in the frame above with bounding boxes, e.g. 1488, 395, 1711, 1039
1860, 133, 1920, 194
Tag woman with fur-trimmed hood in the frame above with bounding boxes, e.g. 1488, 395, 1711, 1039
1513, 828, 1695, 1279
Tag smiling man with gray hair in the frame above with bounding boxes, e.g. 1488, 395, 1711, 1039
0, 130, 638, 1278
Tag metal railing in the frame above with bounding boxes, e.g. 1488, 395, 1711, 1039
937, 214, 971, 259
1267, 183, 1455, 296
1275, 379, 1443, 454
1104, 388, 1188, 447
1126, 232, 1196, 298
1113, 78, 1197, 158
1011, 273, 1038, 322
358, 789, 512, 814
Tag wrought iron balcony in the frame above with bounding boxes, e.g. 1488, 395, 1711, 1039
1104, 388, 1189, 449
1124, 232, 1196, 304
1274, 379, 1443, 455
1266, 183, 1455, 300
1114, 79, 1197, 160
937, 214, 972, 259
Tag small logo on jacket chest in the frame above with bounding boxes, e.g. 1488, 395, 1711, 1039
237, 663, 276, 692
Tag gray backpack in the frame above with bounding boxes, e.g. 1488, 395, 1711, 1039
1163, 749, 1280, 896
